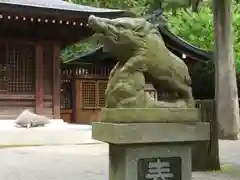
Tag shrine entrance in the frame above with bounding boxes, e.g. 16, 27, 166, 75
61, 60, 158, 124
0, 41, 54, 119
61, 63, 111, 124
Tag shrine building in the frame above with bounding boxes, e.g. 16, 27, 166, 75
0, 0, 127, 119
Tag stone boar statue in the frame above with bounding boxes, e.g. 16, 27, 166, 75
88, 15, 194, 108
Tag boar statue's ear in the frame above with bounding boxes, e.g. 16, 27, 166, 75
134, 26, 144, 35
135, 22, 157, 37
134, 25, 144, 32
134, 22, 147, 37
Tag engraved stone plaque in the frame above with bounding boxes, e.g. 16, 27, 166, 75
137, 157, 181, 180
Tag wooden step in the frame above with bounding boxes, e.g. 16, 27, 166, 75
0, 114, 54, 120
0, 106, 54, 120
0, 114, 18, 120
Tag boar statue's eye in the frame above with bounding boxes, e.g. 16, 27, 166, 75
135, 25, 144, 32
116, 23, 125, 28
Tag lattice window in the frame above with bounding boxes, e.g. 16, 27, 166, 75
0, 65, 6, 92
0, 44, 6, 92
6, 44, 35, 94
98, 81, 108, 107
82, 81, 97, 108
75, 66, 112, 78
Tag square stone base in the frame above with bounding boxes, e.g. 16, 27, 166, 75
100, 108, 200, 123
109, 143, 191, 180
92, 122, 210, 144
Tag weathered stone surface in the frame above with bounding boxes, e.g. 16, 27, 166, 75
15, 110, 50, 128
100, 108, 201, 123
109, 144, 191, 180
92, 122, 210, 144
88, 15, 195, 109
88, 14, 212, 179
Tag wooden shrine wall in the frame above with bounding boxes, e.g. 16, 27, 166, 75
42, 43, 54, 118
61, 64, 111, 124
0, 42, 35, 119
75, 79, 108, 124
0, 41, 54, 119
61, 64, 158, 124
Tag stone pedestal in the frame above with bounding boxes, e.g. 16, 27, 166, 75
92, 108, 210, 180
109, 143, 190, 180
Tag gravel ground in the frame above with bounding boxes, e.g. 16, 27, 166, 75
0, 140, 239, 180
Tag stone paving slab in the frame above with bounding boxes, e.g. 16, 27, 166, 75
0, 121, 101, 146
0, 129, 100, 146
0, 140, 239, 180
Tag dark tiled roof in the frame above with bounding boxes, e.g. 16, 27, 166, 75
147, 9, 213, 61
0, 0, 125, 13
0, 0, 131, 19
158, 25, 213, 61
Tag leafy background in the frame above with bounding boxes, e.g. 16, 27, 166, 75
164, 0, 240, 72
62, 0, 240, 72
61, 0, 150, 62
62, 0, 240, 99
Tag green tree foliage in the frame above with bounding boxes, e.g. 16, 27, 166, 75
162, 1, 240, 98
61, 38, 97, 62
162, 5, 215, 99
61, 0, 206, 62
61, 0, 240, 99
68, 0, 149, 16
164, 8, 213, 50
164, 2, 240, 72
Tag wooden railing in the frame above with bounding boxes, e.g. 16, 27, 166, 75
61, 65, 112, 80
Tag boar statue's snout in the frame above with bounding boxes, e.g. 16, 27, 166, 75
88, 15, 97, 26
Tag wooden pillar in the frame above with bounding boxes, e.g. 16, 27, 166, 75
71, 67, 77, 123
212, 0, 239, 139
53, 44, 61, 119
35, 44, 44, 114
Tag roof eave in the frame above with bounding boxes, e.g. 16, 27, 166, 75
0, 3, 130, 19
159, 26, 213, 60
